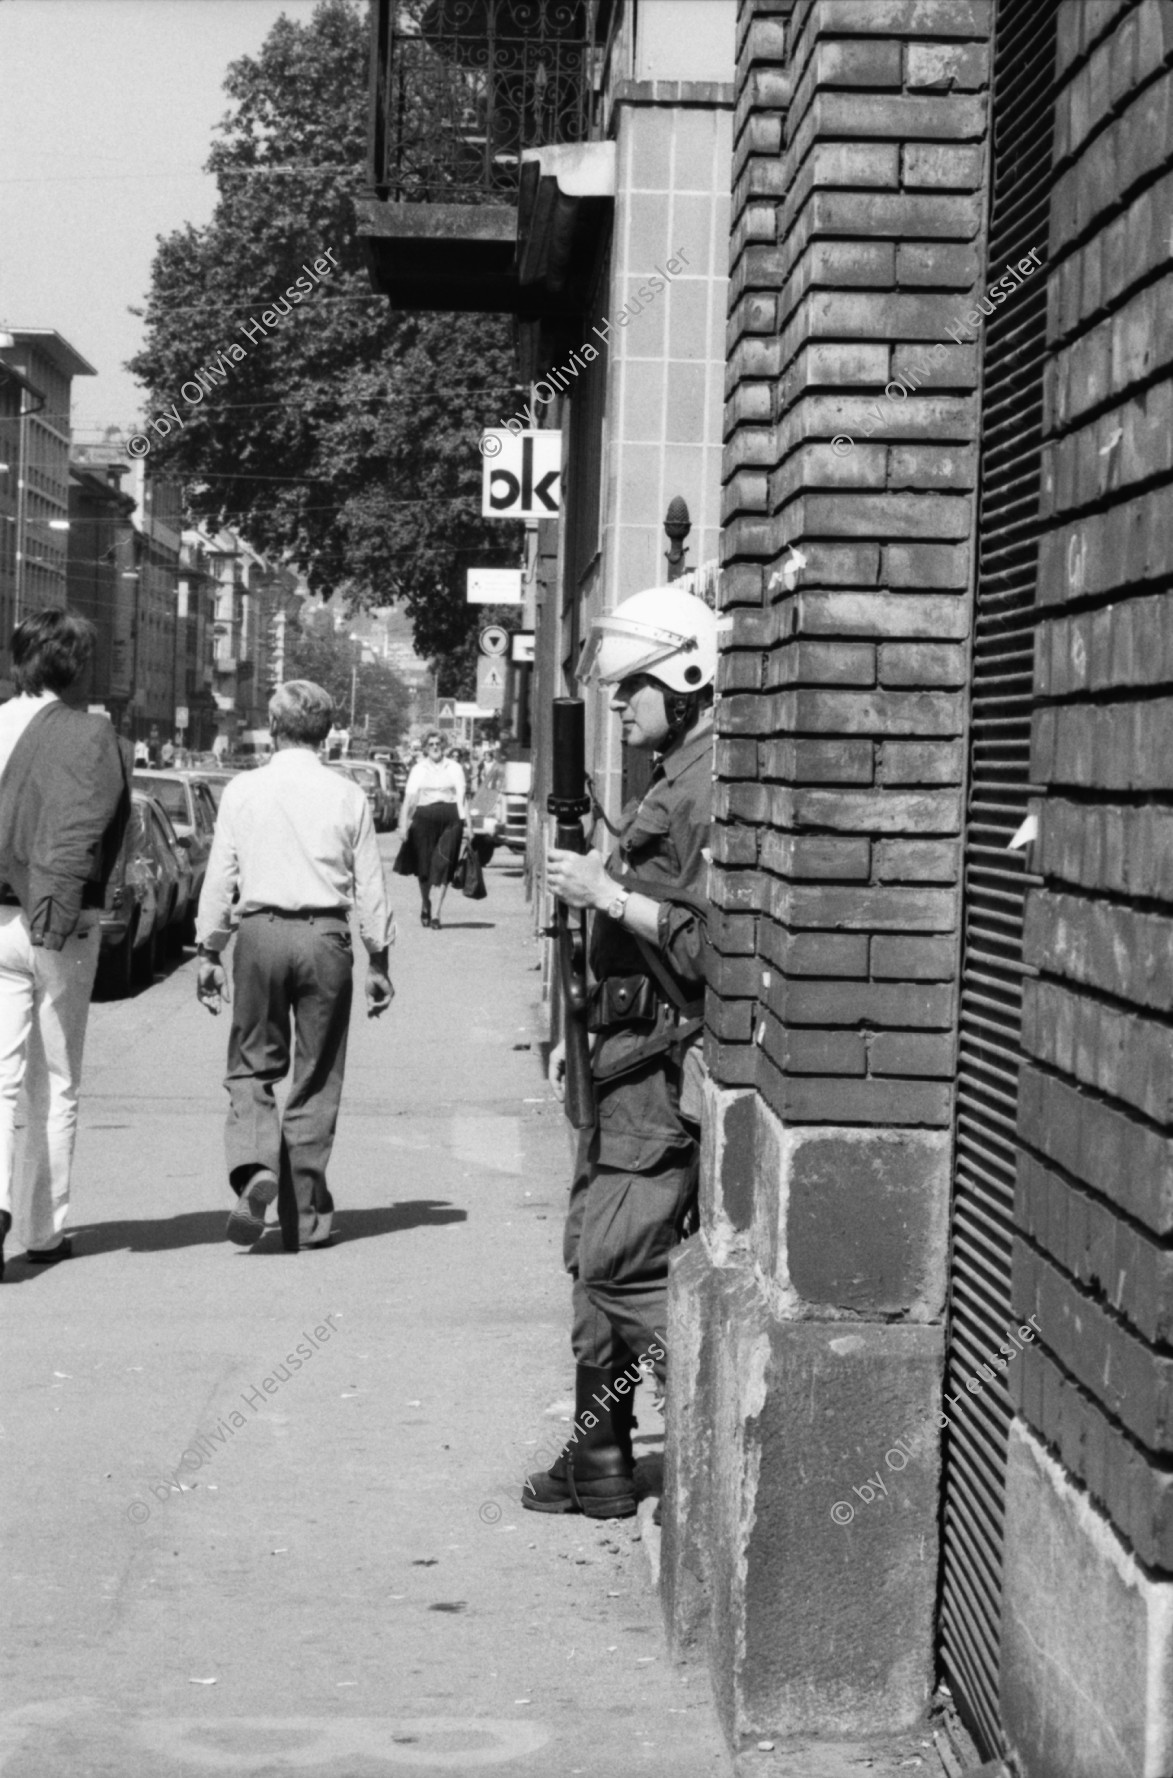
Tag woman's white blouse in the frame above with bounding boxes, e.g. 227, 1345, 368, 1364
402, 757, 467, 823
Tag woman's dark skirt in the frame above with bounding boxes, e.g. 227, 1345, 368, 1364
409, 800, 463, 889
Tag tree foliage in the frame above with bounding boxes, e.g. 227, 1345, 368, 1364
127, 0, 522, 680
285, 608, 410, 747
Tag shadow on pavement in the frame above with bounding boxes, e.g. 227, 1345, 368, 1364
3, 1200, 468, 1275
245, 1201, 470, 1249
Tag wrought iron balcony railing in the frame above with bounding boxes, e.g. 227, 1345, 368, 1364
369, 0, 613, 206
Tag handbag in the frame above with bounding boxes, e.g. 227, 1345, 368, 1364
392, 830, 418, 876
453, 837, 487, 900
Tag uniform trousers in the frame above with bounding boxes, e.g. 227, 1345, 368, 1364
224, 910, 353, 1243
0, 907, 100, 1249
564, 1117, 698, 1383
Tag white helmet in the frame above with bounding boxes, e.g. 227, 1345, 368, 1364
578, 585, 718, 693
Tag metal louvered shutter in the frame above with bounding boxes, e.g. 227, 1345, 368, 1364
939, 0, 1057, 1758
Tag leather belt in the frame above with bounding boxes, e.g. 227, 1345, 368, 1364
241, 906, 348, 921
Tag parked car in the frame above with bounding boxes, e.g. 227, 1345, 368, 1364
192, 768, 238, 810
142, 792, 195, 954
97, 793, 165, 997
328, 760, 394, 832
133, 769, 218, 940
496, 762, 531, 854
362, 758, 399, 829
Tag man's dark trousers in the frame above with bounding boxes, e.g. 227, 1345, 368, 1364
225, 910, 353, 1245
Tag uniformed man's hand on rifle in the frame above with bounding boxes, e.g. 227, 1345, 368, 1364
546, 845, 610, 910
548, 1039, 567, 1100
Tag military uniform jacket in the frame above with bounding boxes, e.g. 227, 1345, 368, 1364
587, 718, 713, 1173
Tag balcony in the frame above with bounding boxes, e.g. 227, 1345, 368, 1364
357, 0, 617, 315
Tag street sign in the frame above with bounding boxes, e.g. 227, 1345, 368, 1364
437, 698, 456, 727
175, 705, 189, 730
467, 568, 523, 605
510, 631, 535, 665
476, 656, 507, 711
454, 701, 495, 717
481, 431, 561, 518
479, 624, 509, 657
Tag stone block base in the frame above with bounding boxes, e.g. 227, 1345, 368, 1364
1002, 1421, 1173, 1778
663, 1237, 943, 1745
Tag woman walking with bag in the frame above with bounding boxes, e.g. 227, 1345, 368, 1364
394, 731, 470, 929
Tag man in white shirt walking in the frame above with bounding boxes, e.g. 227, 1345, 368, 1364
195, 681, 394, 1252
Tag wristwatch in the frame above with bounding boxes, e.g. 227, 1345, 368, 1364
605, 887, 630, 924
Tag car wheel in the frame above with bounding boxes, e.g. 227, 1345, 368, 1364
131, 919, 157, 987
100, 916, 136, 1000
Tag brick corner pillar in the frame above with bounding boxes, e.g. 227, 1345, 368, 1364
662, 0, 992, 1745
998, 4, 1173, 1774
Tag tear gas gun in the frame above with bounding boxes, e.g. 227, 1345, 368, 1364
548, 698, 596, 1130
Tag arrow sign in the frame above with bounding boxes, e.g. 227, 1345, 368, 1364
481, 432, 562, 518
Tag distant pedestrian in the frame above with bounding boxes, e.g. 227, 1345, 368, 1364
0, 610, 130, 1276
194, 680, 394, 1253
395, 729, 470, 929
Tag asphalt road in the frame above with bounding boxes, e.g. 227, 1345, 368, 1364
0, 842, 731, 1778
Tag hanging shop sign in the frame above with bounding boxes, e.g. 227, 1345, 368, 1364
480, 431, 561, 518
467, 568, 523, 605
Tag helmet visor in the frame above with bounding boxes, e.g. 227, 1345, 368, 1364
577, 614, 698, 685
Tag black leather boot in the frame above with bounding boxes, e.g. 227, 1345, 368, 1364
522, 1363, 637, 1518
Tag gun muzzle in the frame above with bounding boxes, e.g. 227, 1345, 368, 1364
548, 697, 591, 821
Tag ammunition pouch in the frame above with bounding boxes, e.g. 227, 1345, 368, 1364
588, 962, 704, 1087
586, 972, 660, 1033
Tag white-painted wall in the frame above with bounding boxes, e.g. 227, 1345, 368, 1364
633, 0, 736, 84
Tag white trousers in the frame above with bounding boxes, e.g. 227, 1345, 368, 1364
0, 908, 100, 1250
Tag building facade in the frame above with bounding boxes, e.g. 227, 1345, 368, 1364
67, 459, 137, 712
202, 527, 304, 751
0, 358, 44, 693
176, 529, 220, 753
0, 330, 96, 630
361, 2, 1173, 1773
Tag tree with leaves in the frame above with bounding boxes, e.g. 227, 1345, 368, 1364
285, 608, 410, 748
127, 0, 523, 689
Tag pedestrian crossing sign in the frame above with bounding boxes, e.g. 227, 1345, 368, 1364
476, 657, 506, 710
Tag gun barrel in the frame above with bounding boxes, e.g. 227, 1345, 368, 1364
550, 698, 586, 806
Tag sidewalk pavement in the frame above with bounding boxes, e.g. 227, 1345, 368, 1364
0, 850, 732, 1778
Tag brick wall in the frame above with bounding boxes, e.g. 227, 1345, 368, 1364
711, 0, 990, 1155
1011, 0, 1173, 1573
661, 0, 996, 1739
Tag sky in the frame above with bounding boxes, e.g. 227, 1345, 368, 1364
0, 0, 327, 441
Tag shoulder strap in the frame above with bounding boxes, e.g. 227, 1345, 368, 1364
632, 930, 703, 1019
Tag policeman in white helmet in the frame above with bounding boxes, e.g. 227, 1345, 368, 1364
524, 584, 716, 1520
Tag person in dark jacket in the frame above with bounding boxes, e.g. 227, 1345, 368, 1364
0, 610, 130, 1275
523, 585, 716, 1519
